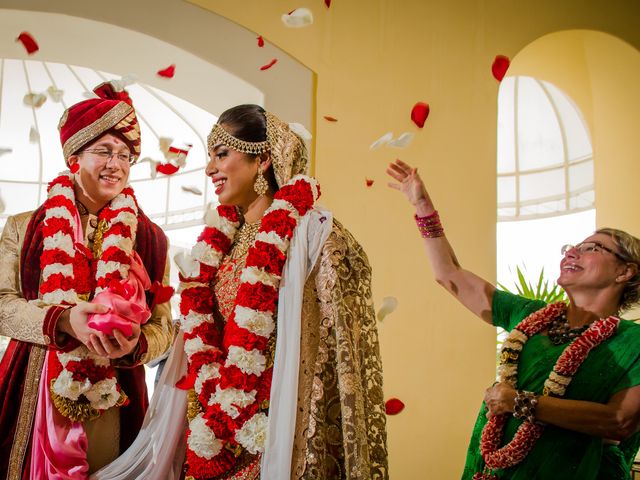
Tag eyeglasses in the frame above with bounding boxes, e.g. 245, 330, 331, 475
561, 241, 627, 262
82, 149, 135, 165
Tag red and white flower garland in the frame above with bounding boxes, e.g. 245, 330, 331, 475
474, 302, 620, 479
178, 175, 320, 479
41, 172, 139, 420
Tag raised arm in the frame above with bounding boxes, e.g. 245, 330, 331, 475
386, 159, 495, 323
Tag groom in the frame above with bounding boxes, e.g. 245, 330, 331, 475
0, 82, 173, 478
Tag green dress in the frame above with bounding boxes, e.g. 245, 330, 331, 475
462, 290, 640, 479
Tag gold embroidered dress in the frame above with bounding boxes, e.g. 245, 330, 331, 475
203, 218, 388, 480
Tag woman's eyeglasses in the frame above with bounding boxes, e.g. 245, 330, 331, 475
561, 241, 627, 262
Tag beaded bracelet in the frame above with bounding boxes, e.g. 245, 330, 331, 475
513, 390, 540, 424
415, 211, 444, 238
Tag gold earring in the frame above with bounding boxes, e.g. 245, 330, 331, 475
254, 170, 268, 196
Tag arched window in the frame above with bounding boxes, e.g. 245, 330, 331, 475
496, 76, 595, 293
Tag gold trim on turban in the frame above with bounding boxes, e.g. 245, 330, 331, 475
61, 102, 133, 160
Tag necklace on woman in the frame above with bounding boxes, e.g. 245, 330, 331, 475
546, 312, 592, 345
475, 302, 620, 479
230, 221, 261, 260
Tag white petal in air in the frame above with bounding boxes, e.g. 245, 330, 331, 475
47, 86, 64, 102
182, 185, 203, 196
369, 132, 393, 150
29, 127, 40, 143
281, 8, 314, 28
377, 296, 398, 322
23, 92, 47, 108
388, 132, 415, 148
174, 251, 201, 278
159, 137, 173, 155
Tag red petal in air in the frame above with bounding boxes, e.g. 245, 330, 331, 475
155, 163, 180, 175
257, 36, 265, 48
168, 146, 190, 156
385, 398, 405, 415
157, 64, 176, 78
365, 178, 374, 187
288, 9, 295, 15
325, 0, 331, 7
17, 32, 39, 55
150, 281, 175, 305
323, 115, 338, 122
491, 55, 510, 82
69, 163, 80, 174
411, 102, 430, 128
260, 59, 278, 71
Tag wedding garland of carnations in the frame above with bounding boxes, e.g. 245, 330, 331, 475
473, 302, 620, 479
41, 172, 140, 422
178, 174, 320, 479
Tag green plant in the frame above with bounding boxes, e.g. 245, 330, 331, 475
498, 265, 567, 303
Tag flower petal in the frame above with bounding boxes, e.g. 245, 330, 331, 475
411, 102, 430, 128
182, 185, 203, 196
16, 32, 39, 55
492, 55, 510, 82
323, 115, 338, 122
47, 86, 64, 103
174, 251, 200, 278
376, 296, 398, 322
365, 178, 374, 187
281, 8, 314, 28
257, 35, 265, 47
369, 132, 393, 150
155, 162, 180, 175
29, 127, 40, 143
260, 58, 278, 71
23, 93, 47, 108
157, 64, 176, 78
150, 281, 174, 304
385, 398, 405, 415
388, 132, 414, 148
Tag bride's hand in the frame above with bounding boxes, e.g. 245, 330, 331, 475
386, 159, 435, 214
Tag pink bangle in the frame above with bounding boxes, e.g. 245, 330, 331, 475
415, 211, 444, 238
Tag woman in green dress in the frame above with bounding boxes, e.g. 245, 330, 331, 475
386, 159, 640, 479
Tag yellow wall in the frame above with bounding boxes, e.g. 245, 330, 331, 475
182, 2, 640, 478
4, 0, 640, 477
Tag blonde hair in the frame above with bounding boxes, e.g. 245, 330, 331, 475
596, 227, 640, 312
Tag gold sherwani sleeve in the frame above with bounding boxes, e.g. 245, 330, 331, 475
0, 212, 50, 345
138, 256, 173, 364
293, 219, 388, 480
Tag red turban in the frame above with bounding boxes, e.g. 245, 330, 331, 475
58, 82, 141, 162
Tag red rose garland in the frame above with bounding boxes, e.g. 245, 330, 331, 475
474, 303, 620, 479
40, 172, 140, 421
178, 175, 320, 479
